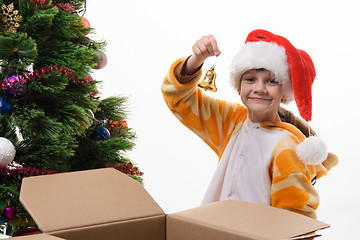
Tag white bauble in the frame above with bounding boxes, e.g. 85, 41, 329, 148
0, 137, 16, 166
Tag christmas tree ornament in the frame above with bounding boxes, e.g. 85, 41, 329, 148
1, 3, 22, 34
2, 75, 27, 96
198, 58, 218, 92
3, 205, 17, 220
86, 109, 95, 126
119, 119, 128, 128
94, 50, 108, 69
0, 137, 16, 166
96, 126, 111, 141
81, 17, 90, 28
0, 97, 11, 114
80, 17, 90, 35
109, 119, 127, 130
90, 84, 99, 99
79, 109, 95, 129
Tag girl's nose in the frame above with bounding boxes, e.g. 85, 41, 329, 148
254, 81, 267, 93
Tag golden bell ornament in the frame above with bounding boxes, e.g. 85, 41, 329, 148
198, 65, 217, 92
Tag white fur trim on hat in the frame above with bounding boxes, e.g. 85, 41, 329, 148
296, 136, 328, 165
229, 41, 293, 103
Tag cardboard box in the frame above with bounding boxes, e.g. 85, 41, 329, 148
12, 234, 65, 239
19, 168, 329, 240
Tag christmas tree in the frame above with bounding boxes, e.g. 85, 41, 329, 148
0, 0, 143, 236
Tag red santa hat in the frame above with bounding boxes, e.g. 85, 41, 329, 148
229, 29, 315, 122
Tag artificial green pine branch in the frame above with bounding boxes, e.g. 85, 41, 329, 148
0, 33, 37, 75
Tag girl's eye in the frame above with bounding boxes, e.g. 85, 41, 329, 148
267, 79, 279, 85
244, 78, 255, 83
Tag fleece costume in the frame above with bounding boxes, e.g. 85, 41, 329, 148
161, 58, 338, 219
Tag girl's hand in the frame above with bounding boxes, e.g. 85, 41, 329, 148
183, 35, 221, 75
192, 34, 221, 61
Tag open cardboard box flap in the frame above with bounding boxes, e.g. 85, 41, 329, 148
19, 168, 165, 240
167, 200, 328, 240
19, 168, 329, 240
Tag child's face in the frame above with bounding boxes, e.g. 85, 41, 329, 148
238, 69, 284, 122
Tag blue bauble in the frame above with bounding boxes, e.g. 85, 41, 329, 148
0, 98, 11, 115
96, 126, 111, 141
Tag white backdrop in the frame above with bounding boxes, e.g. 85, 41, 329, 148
85, 0, 359, 239
2, 0, 359, 239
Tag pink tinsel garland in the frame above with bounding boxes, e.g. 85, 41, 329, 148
1, 65, 92, 93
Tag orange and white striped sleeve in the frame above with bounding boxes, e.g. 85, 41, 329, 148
161, 58, 247, 157
271, 134, 320, 219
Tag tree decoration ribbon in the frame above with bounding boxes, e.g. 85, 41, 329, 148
29, 0, 50, 6
0, 165, 56, 187
0, 165, 55, 176
1, 65, 93, 94
1, 3, 22, 34
29, 0, 77, 13
51, 3, 76, 13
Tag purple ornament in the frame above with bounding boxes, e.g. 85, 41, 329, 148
2, 75, 27, 96
3, 205, 17, 220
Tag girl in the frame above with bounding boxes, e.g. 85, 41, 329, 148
161, 29, 338, 219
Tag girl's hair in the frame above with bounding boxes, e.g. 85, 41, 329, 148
278, 107, 316, 137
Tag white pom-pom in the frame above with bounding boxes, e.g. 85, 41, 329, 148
296, 136, 328, 165
0, 137, 16, 166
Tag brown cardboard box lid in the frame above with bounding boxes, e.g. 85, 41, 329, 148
20, 168, 164, 233
12, 233, 65, 239
167, 200, 330, 240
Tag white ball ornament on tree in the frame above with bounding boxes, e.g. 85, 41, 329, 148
0, 137, 16, 166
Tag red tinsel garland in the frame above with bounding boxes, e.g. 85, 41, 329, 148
0, 165, 56, 177
29, 0, 50, 5
1, 164, 143, 181
29, 0, 76, 13
0, 65, 92, 93
106, 163, 144, 180
51, 3, 76, 13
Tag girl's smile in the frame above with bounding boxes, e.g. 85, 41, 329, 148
239, 69, 285, 122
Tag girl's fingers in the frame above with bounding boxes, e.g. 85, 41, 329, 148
195, 35, 221, 57
207, 35, 221, 56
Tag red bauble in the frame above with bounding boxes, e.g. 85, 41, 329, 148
81, 17, 90, 28
94, 50, 108, 70
80, 17, 90, 35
